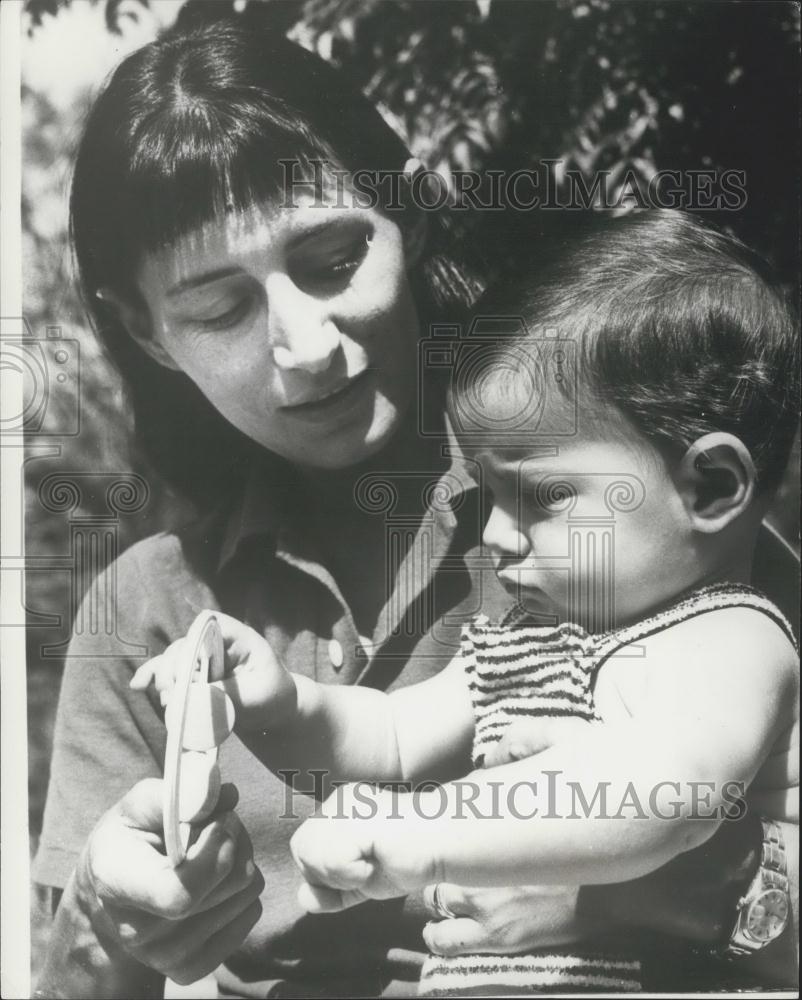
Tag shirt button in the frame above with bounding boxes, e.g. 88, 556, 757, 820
328, 638, 344, 670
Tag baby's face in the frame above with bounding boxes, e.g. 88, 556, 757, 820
468, 419, 702, 631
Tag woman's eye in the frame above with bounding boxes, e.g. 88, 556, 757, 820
330, 255, 361, 276
197, 298, 250, 331
295, 239, 369, 288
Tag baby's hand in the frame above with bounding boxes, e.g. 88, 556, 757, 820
290, 784, 440, 913
130, 611, 297, 731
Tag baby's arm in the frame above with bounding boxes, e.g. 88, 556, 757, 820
276, 657, 474, 785
131, 612, 474, 787
292, 607, 798, 906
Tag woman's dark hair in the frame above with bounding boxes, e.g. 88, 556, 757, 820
450, 209, 799, 495
70, 18, 484, 503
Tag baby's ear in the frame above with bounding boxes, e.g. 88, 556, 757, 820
676, 432, 757, 533
96, 286, 181, 371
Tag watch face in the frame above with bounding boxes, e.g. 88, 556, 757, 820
745, 889, 789, 942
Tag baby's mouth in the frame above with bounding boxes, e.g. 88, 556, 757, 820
497, 571, 545, 597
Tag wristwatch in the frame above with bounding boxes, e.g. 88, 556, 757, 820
721, 818, 790, 959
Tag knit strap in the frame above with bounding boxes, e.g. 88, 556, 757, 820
592, 583, 797, 669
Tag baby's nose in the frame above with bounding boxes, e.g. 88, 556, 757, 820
482, 505, 531, 558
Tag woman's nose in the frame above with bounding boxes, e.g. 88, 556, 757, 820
267, 276, 340, 374
482, 504, 531, 559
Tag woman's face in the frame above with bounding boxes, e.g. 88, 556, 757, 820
135, 195, 422, 469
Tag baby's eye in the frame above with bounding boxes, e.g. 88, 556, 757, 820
533, 479, 577, 511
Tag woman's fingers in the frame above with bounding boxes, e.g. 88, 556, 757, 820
92, 815, 237, 919
140, 875, 264, 976
484, 717, 594, 767
102, 856, 256, 952
422, 884, 584, 954
748, 785, 799, 822
172, 811, 255, 911
87, 778, 263, 983
169, 897, 264, 986
129, 886, 264, 986
423, 917, 487, 957
89, 781, 248, 919
114, 777, 170, 832
422, 882, 470, 919
190, 820, 260, 913
753, 730, 800, 789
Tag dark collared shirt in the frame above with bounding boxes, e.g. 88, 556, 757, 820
35, 452, 511, 998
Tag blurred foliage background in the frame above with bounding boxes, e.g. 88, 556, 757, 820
22, 0, 800, 973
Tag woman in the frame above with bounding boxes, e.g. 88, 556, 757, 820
34, 16, 798, 998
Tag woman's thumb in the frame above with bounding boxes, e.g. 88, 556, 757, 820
117, 778, 167, 831
485, 717, 594, 767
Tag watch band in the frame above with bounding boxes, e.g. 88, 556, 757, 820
722, 818, 789, 959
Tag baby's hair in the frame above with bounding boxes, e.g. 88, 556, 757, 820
450, 210, 799, 494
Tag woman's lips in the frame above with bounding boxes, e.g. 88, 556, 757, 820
281, 370, 373, 422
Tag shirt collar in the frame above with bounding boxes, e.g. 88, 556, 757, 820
217, 419, 477, 573
217, 454, 297, 571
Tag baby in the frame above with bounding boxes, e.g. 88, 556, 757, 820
134, 210, 799, 993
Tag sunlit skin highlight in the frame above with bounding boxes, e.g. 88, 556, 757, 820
466, 398, 755, 631
135, 192, 421, 471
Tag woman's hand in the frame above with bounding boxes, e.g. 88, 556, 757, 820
37, 779, 264, 997
419, 716, 595, 959
130, 611, 297, 731
290, 783, 439, 913
483, 716, 596, 768
748, 716, 799, 821
421, 883, 587, 957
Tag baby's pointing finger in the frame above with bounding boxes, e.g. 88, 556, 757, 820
130, 639, 186, 693
130, 659, 158, 690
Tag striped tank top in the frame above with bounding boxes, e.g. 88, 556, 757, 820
418, 583, 796, 997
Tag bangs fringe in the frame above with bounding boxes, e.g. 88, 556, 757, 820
115, 100, 340, 255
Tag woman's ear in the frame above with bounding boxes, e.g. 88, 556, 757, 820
676, 432, 757, 533
96, 287, 181, 371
